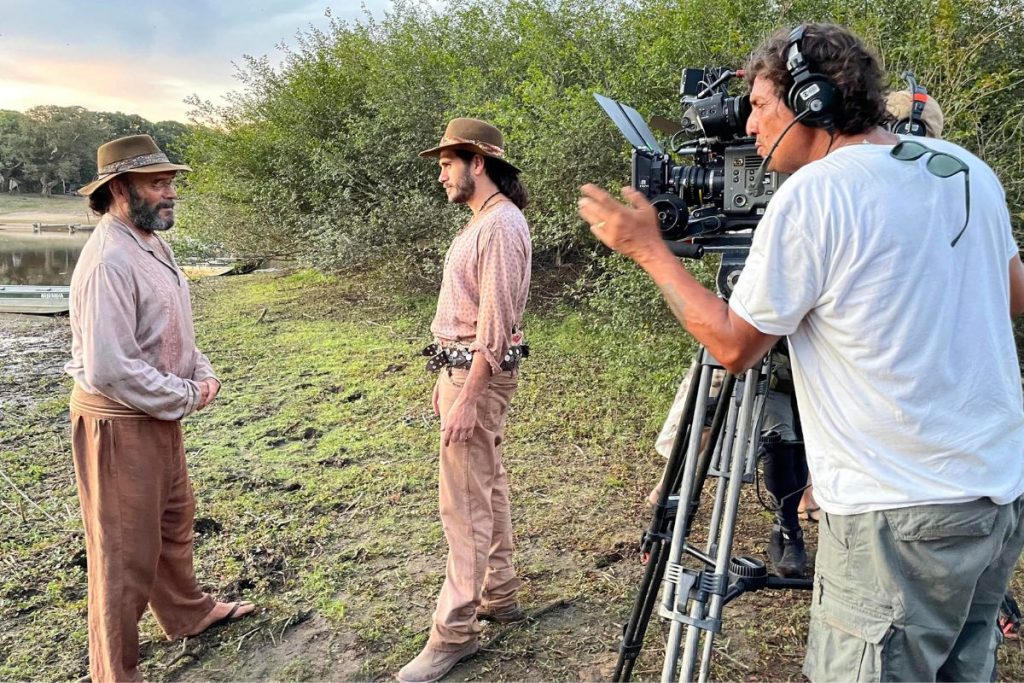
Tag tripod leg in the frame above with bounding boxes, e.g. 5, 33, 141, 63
613, 354, 705, 682
657, 355, 725, 682
660, 365, 765, 682
694, 367, 764, 683
684, 373, 736, 537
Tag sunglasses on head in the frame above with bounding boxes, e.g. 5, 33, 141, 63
890, 140, 970, 247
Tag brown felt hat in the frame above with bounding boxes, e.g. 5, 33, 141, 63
78, 134, 191, 196
419, 118, 521, 173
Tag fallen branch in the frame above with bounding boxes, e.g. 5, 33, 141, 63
235, 626, 261, 652
0, 497, 25, 523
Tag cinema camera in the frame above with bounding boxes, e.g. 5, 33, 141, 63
595, 68, 787, 297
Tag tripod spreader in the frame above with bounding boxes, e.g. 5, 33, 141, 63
724, 555, 813, 604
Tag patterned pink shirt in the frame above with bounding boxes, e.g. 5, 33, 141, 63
431, 200, 532, 373
65, 214, 217, 420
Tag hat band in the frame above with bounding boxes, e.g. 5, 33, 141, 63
440, 136, 505, 158
98, 152, 171, 176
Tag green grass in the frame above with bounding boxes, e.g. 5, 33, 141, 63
0, 194, 89, 220
3, 268, 1024, 681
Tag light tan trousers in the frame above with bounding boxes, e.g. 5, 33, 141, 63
429, 368, 522, 650
70, 386, 214, 683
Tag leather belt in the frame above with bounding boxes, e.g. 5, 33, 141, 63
422, 343, 528, 373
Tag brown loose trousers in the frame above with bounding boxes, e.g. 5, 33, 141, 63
70, 387, 214, 682
429, 368, 521, 649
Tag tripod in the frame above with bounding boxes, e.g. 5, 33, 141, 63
614, 345, 813, 682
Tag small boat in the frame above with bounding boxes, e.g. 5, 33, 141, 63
0, 284, 71, 315
179, 258, 264, 279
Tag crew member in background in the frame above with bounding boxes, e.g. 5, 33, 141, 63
400, 118, 532, 683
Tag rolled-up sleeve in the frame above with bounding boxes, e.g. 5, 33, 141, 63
77, 263, 200, 420
469, 219, 528, 374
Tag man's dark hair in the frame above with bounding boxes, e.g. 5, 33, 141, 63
88, 183, 114, 215
454, 150, 529, 210
745, 23, 887, 136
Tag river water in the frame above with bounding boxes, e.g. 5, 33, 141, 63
0, 233, 89, 286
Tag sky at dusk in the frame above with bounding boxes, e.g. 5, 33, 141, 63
0, 1, 436, 123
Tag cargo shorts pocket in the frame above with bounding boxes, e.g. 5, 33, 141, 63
805, 579, 895, 682
882, 501, 997, 542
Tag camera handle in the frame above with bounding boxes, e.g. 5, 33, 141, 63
666, 241, 704, 258
613, 346, 812, 682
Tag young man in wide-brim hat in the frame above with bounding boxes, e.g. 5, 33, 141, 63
67, 134, 254, 682
397, 118, 532, 683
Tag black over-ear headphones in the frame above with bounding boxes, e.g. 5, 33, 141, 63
890, 71, 929, 136
785, 25, 839, 128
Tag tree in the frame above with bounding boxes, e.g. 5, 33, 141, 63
15, 106, 106, 195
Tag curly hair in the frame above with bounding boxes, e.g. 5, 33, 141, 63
745, 23, 888, 136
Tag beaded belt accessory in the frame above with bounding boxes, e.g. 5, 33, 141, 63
422, 343, 529, 373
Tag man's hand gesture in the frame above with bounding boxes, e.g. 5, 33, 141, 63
197, 378, 221, 411
578, 184, 665, 262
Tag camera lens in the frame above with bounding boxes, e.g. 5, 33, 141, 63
684, 93, 751, 140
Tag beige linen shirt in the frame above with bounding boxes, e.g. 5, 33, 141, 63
65, 214, 217, 420
430, 201, 532, 373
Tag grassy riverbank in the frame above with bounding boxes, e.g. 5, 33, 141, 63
0, 194, 93, 229
3, 269, 1024, 681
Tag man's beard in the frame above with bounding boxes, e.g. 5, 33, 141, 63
448, 173, 475, 204
127, 184, 175, 232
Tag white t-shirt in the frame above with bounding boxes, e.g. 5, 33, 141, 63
729, 139, 1024, 515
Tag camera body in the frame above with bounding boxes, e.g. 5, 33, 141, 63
595, 67, 787, 296
632, 143, 779, 240
632, 68, 786, 240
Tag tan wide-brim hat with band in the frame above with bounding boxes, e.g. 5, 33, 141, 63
419, 117, 521, 173
78, 134, 192, 196
886, 90, 945, 139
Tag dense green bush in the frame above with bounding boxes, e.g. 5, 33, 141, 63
177, 0, 1024, 325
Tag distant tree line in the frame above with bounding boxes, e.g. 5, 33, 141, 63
175, 0, 1024, 293
0, 107, 188, 196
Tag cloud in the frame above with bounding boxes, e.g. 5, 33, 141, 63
0, 0, 430, 122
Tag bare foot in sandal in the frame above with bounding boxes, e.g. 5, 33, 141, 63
185, 600, 256, 638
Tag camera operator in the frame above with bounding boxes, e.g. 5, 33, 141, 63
580, 22, 1024, 681
795, 82, 948, 524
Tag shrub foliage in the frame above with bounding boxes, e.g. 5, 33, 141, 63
178, 0, 1024, 304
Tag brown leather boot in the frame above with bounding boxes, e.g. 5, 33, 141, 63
476, 602, 526, 624
397, 639, 479, 683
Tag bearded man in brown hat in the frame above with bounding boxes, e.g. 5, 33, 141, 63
399, 119, 532, 683
66, 134, 254, 682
